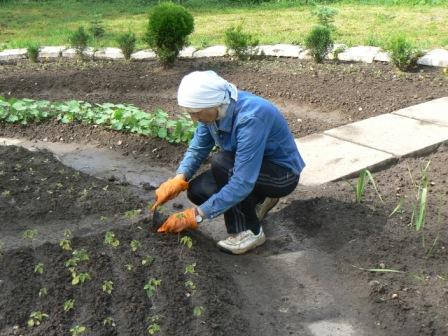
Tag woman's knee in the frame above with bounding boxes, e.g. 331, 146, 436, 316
211, 151, 234, 174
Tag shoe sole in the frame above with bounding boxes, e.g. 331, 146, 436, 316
256, 198, 280, 221
217, 234, 266, 255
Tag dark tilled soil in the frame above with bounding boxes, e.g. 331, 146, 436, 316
273, 143, 448, 335
0, 146, 246, 336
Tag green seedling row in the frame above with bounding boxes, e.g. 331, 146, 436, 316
0, 97, 196, 144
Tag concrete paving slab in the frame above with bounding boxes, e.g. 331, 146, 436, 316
325, 113, 448, 157
131, 49, 156, 60
179, 46, 197, 58
307, 319, 358, 336
193, 45, 227, 58
296, 134, 394, 186
337, 46, 381, 63
258, 44, 303, 58
327, 44, 347, 60
418, 49, 448, 67
392, 97, 448, 127
39, 46, 65, 59
0, 49, 27, 63
62, 47, 95, 59
94, 47, 124, 60
374, 51, 391, 63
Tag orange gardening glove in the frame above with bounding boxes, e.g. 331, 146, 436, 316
157, 208, 198, 234
151, 176, 189, 211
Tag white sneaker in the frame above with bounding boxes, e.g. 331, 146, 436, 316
255, 197, 279, 221
217, 227, 266, 255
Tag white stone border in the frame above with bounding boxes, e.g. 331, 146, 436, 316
0, 45, 447, 67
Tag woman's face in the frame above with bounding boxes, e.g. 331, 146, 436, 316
185, 107, 219, 123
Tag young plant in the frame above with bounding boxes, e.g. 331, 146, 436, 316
116, 31, 136, 60
411, 161, 430, 232
27, 311, 48, 327
185, 280, 196, 292
89, 13, 105, 38
65, 249, 90, 268
180, 236, 193, 249
27, 43, 40, 63
70, 325, 86, 336
305, 25, 333, 63
103, 317, 116, 327
59, 229, 73, 251
64, 299, 75, 312
144, 278, 161, 298
352, 169, 384, 204
125, 209, 141, 219
147, 315, 161, 335
387, 35, 423, 71
34, 262, 44, 275
141, 256, 154, 267
72, 272, 91, 286
144, 2, 194, 67
311, 6, 338, 30
224, 24, 259, 60
193, 306, 205, 317
102, 280, 114, 294
130, 240, 141, 252
38, 287, 48, 297
185, 263, 196, 275
104, 231, 120, 248
125, 263, 134, 272
69, 26, 90, 56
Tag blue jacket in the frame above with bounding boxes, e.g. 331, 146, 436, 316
177, 91, 305, 219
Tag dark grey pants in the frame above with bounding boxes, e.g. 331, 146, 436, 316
187, 151, 300, 234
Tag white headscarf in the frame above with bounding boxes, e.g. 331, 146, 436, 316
177, 71, 238, 109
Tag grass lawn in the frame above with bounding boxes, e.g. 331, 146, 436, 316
0, 0, 447, 51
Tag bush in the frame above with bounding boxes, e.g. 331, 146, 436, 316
387, 36, 423, 71
117, 32, 137, 60
224, 24, 259, 60
311, 6, 338, 30
144, 3, 194, 67
69, 27, 90, 55
89, 13, 106, 39
305, 25, 333, 63
27, 44, 40, 63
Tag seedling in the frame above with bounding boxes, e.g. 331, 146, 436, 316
144, 278, 161, 298
64, 299, 75, 312
65, 249, 89, 268
1, 190, 11, 197
130, 240, 141, 252
352, 169, 384, 204
185, 263, 196, 275
27, 311, 48, 327
185, 280, 196, 292
180, 236, 193, 249
22, 229, 38, 241
193, 306, 205, 317
411, 161, 430, 232
125, 209, 141, 219
103, 317, 116, 327
72, 272, 91, 286
34, 262, 44, 274
389, 198, 404, 218
59, 229, 73, 251
0, 240, 4, 258
102, 280, 114, 294
104, 231, 120, 248
147, 315, 161, 335
70, 325, 86, 336
125, 264, 134, 272
38, 287, 48, 297
141, 256, 154, 267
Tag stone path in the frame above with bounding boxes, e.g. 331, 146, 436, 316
297, 97, 448, 186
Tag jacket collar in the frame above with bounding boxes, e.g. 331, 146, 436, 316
217, 98, 236, 133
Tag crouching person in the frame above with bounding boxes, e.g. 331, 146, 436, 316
151, 70, 305, 255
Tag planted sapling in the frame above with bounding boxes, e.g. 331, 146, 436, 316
27, 311, 48, 327
70, 325, 86, 336
144, 278, 161, 298
130, 239, 141, 252
103, 317, 116, 327
147, 315, 161, 335
125, 263, 134, 272
34, 262, 44, 275
38, 287, 48, 298
185, 263, 196, 275
141, 256, 154, 267
193, 306, 205, 317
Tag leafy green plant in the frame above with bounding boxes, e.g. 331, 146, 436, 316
311, 6, 338, 30
411, 161, 430, 232
64, 299, 75, 312
38, 287, 48, 297
34, 262, 44, 275
125, 263, 134, 272
144, 278, 161, 298
125, 209, 141, 219
141, 256, 154, 267
70, 325, 86, 336
65, 249, 90, 268
27, 311, 48, 327
102, 280, 114, 294
104, 231, 120, 248
71, 271, 91, 286
224, 24, 259, 60
193, 306, 205, 317
103, 317, 116, 327
27, 43, 40, 63
185, 280, 196, 292
185, 263, 196, 275
305, 25, 333, 63
180, 236, 193, 249
117, 31, 136, 60
59, 229, 73, 251
69, 26, 90, 56
144, 2, 194, 67
387, 35, 423, 71
130, 240, 141, 252
352, 169, 384, 204
89, 13, 105, 38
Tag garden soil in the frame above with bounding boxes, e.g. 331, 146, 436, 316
0, 58, 448, 335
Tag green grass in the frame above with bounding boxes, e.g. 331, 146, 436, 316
0, 0, 447, 51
